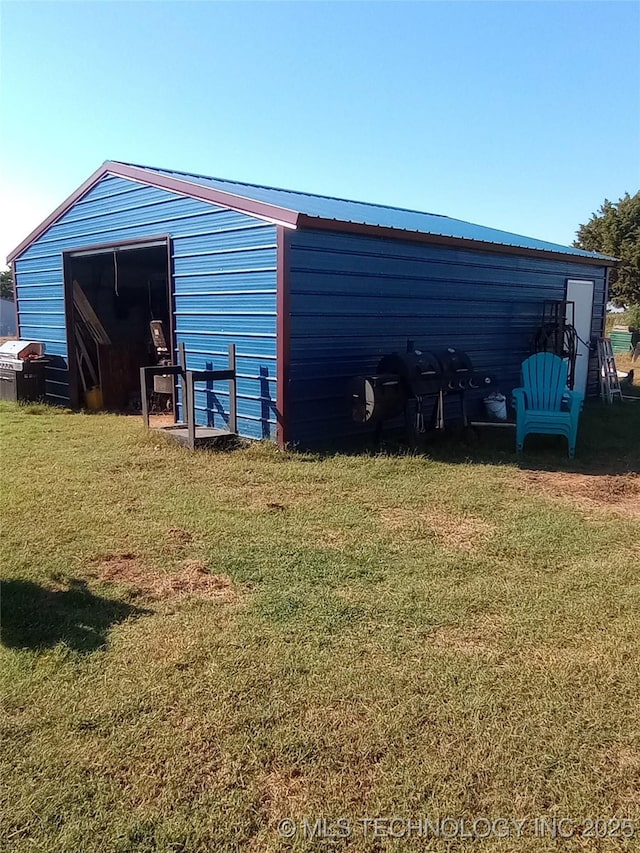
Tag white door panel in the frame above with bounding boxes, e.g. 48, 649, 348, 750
566, 279, 594, 396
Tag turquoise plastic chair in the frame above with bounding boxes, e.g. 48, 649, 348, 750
514, 353, 583, 458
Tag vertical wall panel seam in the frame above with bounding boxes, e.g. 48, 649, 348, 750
276, 226, 291, 448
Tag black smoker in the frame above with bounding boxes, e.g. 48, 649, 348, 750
349, 344, 493, 442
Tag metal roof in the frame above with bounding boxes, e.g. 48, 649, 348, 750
116, 160, 615, 262
7, 159, 617, 264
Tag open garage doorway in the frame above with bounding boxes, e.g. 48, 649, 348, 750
64, 239, 173, 412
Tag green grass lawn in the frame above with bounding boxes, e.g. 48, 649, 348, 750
1, 401, 639, 852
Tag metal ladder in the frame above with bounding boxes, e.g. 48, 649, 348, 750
597, 338, 623, 404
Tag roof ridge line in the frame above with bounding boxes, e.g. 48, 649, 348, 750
112, 162, 614, 255
7, 160, 618, 264
112, 160, 453, 220
109, 160, 302, 216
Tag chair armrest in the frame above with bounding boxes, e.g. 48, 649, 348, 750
513, 387, 527, 416
565, 389, 583, 416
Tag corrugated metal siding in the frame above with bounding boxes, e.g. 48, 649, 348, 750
287, 228, 606, 445
13, 175, 277, 439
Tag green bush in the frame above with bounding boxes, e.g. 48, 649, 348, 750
625, 303, 640, 330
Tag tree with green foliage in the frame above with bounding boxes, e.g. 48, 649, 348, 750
574, 191, 640, 308
0, 268, 13, 300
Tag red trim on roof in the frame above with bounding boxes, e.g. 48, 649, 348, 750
7, 161, 617, 268
7, 163, 112, 263
7, 161, 299, 263
295, 215, 618, 267
112, 163, 300, 228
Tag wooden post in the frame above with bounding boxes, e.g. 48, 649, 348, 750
178, 342, 186, 424
140, 367, 150, 428
228, 343, 237, 435
186, 371, 196, 450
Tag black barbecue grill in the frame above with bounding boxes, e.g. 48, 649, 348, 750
350, 344, 493, 440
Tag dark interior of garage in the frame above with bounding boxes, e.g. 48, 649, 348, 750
67, 244, 171, 410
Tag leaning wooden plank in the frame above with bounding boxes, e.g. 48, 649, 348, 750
73, 293, 106, 346
73, 297, 101, 343
75, 323, 99, 386
75, 349, 88, 392
73, 281, 111, 344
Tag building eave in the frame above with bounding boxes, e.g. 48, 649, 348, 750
295, 215, 619, 267
7, 161, 618, 269
8, 163, 113, 264
7, 161, 300, 263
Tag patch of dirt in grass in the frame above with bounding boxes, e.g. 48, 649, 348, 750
259, 761, 377, 832
518, 471, 640, 517
147, 413, 175, 427
166, 527, 193, 544
595, 746, 640, 809
96, 553, 140, 576
613, 747, 640, 773
260, 766, 313, 823
430, 617, 504, 656
616, 353, 640, 393
164, 560, 236, 599
381, 507, 494, 551
95, 554, 236, 602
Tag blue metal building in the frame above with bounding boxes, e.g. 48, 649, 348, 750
8, 161, 615, 447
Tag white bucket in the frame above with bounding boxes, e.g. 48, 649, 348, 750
483, 392, 507, 421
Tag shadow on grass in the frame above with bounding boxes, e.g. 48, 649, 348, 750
0, 578, 150, 653
304, 402, 640, 476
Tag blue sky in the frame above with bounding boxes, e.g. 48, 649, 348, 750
1, 1, 639, 263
